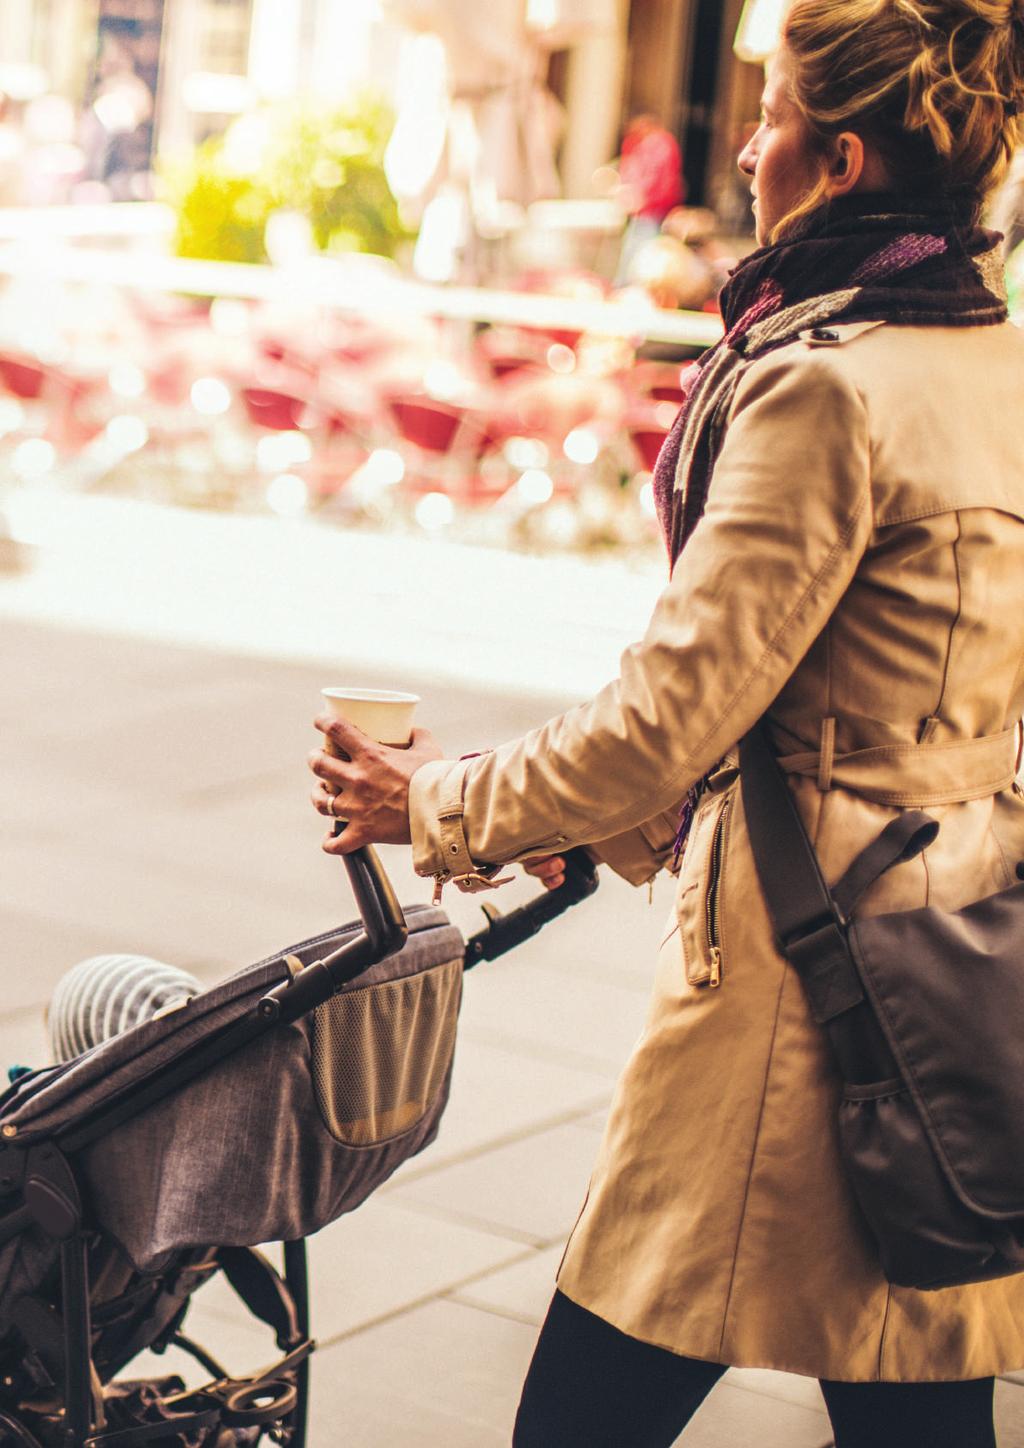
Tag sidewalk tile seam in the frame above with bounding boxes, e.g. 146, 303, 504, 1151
373, 1195, 550, 1249
195, 1241, 535, 1343
309, 1249, 541, 1350
457, 1022, 627, 1078
726, 1377, 827, 1414
382, 1093, 612, 1189
446, 1292, 544, 1331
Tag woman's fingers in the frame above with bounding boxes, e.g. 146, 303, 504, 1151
308, 720, 443, 853
310, 782, 368, 853
314, 712, 371, 759
311, 782, 340, 816
524, 855, 566, 878
523, 855, 566, 891
308, 747, 352, 790
321, 820, 368, 855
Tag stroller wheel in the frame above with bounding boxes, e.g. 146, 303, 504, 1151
222, 1378, 298, 1427
0, 1413, 45, 1448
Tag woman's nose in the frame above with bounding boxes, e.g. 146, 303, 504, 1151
737, 135, 757, 177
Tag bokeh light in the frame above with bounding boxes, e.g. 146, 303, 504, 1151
504, 436, 549, 470
563, 428, 600, 465
415, 492, 455, 530
546, 344, 576, 375
105, 415, 149, 453
256, 430, 313, 472
0, 400, 25, 436
12, 439, 56, 479
190, 378, 232, 416
108, 364, 146, 399
266, 473, 309, 516
517, 468, 555, 506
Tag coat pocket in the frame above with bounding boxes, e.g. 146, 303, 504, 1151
676, 789, 734, 989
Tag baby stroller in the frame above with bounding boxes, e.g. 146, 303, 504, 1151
0, 844, 598, 1447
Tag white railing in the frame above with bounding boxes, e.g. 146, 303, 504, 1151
0, 204, 723, 350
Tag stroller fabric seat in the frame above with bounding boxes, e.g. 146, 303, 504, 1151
0, 904, 463, 1330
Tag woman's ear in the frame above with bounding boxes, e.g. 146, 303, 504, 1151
826, 132, 866, 198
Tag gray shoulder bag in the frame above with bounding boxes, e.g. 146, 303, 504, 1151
740, 721, 1024, 1290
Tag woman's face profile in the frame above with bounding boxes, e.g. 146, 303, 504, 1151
738, 46, 822, 245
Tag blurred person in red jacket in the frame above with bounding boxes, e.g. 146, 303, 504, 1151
615, 113, 685, 284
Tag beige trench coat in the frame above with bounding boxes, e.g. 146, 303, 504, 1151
409, 318, 1024, 1381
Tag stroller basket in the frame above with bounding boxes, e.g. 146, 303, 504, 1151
0, 845, 597, 1447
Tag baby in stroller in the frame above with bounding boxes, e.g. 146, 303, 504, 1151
0, 845, 596, 1448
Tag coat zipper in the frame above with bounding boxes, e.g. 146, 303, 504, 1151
702, 797, 732, 988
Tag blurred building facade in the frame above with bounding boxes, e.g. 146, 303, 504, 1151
0, 0, 760, 227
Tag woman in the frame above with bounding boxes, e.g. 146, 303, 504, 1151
308, 1, 1024, 1442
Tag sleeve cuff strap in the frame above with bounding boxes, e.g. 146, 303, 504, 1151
438, 769, 478, 879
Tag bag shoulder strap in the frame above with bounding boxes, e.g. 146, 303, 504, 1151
738, 723, 832, 944
738, 722, 936, 1024
832, 813, 938, 920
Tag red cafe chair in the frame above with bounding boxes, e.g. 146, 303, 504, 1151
242, 384, 370, 508
0, 356, 47, 400
629, 360, 698, 407
0, 354, 105, 449
384, 393, 509, 507
241, 386, 317, 433
629, 424, 671, 474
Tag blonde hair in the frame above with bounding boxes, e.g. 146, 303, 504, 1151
773, 0, 1024, 240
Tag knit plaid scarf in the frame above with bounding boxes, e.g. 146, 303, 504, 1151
653, 194, 1009, 573
656, 193, 1008, 864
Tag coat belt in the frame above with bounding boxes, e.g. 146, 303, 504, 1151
775, 727, 1020, 806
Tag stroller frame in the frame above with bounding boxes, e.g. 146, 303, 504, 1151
0, 845, 597, 1447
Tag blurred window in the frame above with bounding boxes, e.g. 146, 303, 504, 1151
0, 0, 60, 98
198, 0, 254, 75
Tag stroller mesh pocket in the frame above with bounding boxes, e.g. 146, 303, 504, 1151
311, 958, 462, 1146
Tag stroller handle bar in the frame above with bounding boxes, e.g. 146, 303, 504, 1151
337, 842, 601, 972
257, 846, 408, 1023
43, 844, 598, 1157
325, 840, 600, 978
341, 847, 408, 962
298, 844, 600, 997
463, 847, 599, 968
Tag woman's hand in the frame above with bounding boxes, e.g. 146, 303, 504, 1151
522, 854, 567, 891
309, 714, 444, 855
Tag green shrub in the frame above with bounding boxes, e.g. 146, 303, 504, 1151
160, 94, 409, 264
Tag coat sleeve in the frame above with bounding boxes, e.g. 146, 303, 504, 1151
583, 804, 687, 886
409, 347, 874, 887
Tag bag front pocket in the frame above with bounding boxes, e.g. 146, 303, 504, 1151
837, 1081, 999, 1288
677, 790, 733, 988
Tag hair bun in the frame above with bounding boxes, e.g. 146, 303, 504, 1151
895, 0, 1024, 39
945, 0, 1023, 27
783, 0, 1024, 232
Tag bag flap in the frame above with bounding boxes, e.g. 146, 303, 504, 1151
850, 883, 1024, 1218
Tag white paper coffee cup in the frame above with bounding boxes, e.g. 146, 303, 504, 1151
321, 687, 420, 747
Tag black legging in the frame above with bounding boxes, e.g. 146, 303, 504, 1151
513, 1291, 997, 1448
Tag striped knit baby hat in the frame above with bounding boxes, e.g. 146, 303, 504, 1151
48, 954, 202, 1064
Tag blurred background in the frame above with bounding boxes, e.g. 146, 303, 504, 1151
0, 0, 787, 562
0, 0, 1018, 566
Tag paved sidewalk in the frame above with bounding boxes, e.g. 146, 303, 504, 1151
3, 505, 1024, 1444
